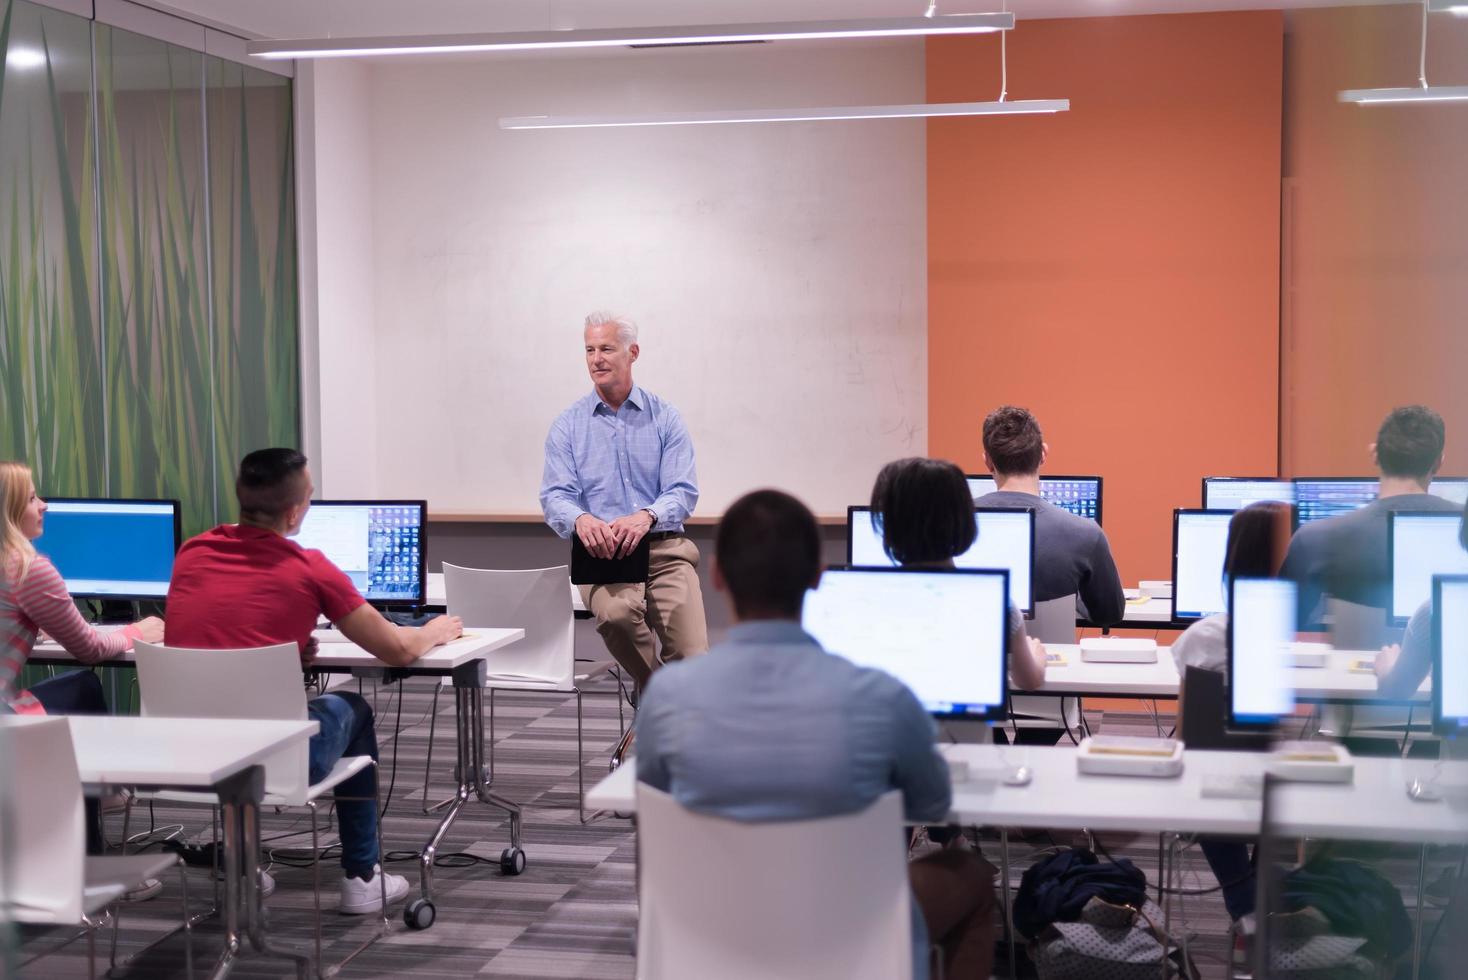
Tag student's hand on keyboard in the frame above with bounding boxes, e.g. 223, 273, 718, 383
423, 614, 464, 647
1373, 644, 1398, 680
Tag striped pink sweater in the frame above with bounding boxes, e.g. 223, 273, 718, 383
1, 553, 140, 713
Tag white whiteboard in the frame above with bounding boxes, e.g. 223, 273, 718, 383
316, 41, 928, 517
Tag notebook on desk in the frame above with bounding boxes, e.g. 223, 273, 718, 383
570, 534, 651, 585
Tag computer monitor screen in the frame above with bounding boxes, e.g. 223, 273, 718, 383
293, 501, 426, 604
1390, 512, 1468, 623
1429, 478, 1468, 507
33, 499, 180, 600
1433, 575, 1468, 735
964, 475, 1103, 525
1202, 478, 1295, 512
847, 505, 1034, 614
1228, 577, 1297, 728
1292, 478, 1377, 526
1171, 510, 1234, 620
802, 566, 1009, 720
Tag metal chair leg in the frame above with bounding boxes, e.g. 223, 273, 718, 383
575, 688, 590, 823
310, 800, 323, 976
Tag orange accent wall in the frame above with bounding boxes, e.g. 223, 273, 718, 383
1281, 5, 1468, 477
927, 13, 1284, 586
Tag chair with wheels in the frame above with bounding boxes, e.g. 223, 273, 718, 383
131, 641, 393, 965
422, 563, 621, 823
0, 715, 193, 980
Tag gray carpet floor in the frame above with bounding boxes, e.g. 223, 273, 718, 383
13, 673, 1453, 979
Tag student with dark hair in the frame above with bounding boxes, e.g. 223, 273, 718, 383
974, 406, 1125, 626
166, 448, 463, 914
1281, 405, 1457, 627
1374, 497, 1468, 699
1168, 500, 1293, 944
637, 489, 995, 979
870, 457, 1046, 692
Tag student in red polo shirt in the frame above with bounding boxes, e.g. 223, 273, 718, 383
166, 448, 462, 914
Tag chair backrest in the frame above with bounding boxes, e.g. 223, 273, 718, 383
134, 642, 310, 802
1028, 594, 1078, 645
443, 564, 574, 688
634, 785, 912, 980
0, 717, 85, 924
1326, 598, 1400, 651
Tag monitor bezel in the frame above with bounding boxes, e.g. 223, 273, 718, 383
299, 498, 428, 608
964, 473, 1104, 526
1200, 476, 1293, 510
1226, 575, 1297, 731
36, 497, 182, 601
810, 564, 1011, 722
1171, 508, 1235, 623
846, 504, 1036, 615
1432, 574, 1468, 737
1428, 476, 1468, 504
1388, 510, 1468, 626
1289, 476, 1378, 530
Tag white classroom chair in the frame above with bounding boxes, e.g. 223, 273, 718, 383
423, 564, 621, 822
132, 641, 387, 972
634, 785, 913, 980
1012, 593, 1083, 738
0, 716, 192, 980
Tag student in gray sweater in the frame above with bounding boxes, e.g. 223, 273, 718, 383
1280, 405, 1458, 631
972, 406, 1126, 627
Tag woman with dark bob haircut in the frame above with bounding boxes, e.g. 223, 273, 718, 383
870, 457, 1047, 693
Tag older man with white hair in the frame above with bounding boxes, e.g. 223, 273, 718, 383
540, 312, 709, 700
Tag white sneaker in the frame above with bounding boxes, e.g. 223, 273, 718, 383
122, 877, 163, 902
338, 865, 410, 915
258, 869, 276, 900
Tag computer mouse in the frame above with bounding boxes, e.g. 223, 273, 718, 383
1407, 778, 1442, 802
1003, 766, 1032, 787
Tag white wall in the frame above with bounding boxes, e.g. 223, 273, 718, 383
306, 60, 382, 495
314, 39, 929, 515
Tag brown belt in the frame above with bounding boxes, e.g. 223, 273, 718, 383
647, 531, 684, 541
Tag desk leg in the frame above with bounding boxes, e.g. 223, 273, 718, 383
1000, 828, 1016, 980
1412, 844, 1427, 980
466, 685, 523, 850
210, 797, 244, 980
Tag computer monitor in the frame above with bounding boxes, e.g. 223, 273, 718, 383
1292, 477, 1377, 527
33, 498, 181, 600
292, 500, 427, 606
802, 566, 1009, 721
1389, 512, 1468, 624
847, 505, 1035, 614
964, 475, 1103, 525
1429, 478, 1468, 507
1171, 509, 1234, 621
1227, 577, 1298, 729
1201, 477, 1295, 512
1432, 574, 1468, 736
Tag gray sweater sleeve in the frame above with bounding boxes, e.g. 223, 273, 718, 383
1079, 530, 1127, 627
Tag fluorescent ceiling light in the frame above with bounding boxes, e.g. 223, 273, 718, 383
247, 14, 1014, 60
1427, 0, 1468, 14
6, 47, 46, 70
1339, 86, 1468, 103
500, 100, 1069, 130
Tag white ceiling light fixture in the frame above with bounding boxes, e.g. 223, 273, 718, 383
6, 47, 47, 70
246, 13, 1015, 61
1340, 0, 1468, 104
500, 6, 1067, 131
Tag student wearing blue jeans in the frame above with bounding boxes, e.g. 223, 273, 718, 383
306, 691, 380, 877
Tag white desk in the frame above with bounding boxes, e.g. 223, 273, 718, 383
1031, 645, 1182, 699
2, 714, 319, 979
1111, 592, 1180, 628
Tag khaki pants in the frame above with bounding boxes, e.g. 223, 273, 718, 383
909, 847, 997, 978
578, 535, 709, 689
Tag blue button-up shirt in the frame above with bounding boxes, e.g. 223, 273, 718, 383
636, 620, 951, 978
539, 385, 699, 538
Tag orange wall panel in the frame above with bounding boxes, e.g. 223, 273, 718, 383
927, 13, 1284, 584
1281, 6, 1468, 477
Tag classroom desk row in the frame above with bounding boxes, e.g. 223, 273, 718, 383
30, 629, 528, 933
589, 744, 1467, 980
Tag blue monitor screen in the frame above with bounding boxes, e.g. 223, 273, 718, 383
293, 501, 425, 603
34, 500, 179, 599
1203, 478, 1295, 512
1293, 479, 1377, 526
966, 475, 1103, 524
